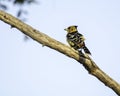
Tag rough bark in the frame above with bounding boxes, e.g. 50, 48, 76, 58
0, 10, 120, 95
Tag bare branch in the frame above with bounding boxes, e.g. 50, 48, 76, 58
0, 10, 120, 95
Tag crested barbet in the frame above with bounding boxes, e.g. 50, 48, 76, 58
64, 25, 91, 55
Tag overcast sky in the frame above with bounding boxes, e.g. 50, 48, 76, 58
0, 0, 120, 96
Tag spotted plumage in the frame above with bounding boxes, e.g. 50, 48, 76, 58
64, 25, 91, 55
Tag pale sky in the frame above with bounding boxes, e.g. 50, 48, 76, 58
0, 0, 120, 96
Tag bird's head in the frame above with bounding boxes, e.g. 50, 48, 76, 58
64, 25, 78, 33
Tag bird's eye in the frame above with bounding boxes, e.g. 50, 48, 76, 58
70, 28, 73, 31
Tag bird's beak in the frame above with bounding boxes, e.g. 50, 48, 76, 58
64, 28, 68, 31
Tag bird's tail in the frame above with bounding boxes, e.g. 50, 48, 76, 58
83, 45, 91, 55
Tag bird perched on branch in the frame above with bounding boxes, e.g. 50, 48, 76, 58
64, 25, 91, 55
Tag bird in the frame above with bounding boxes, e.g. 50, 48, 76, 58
64, 25, 91, 55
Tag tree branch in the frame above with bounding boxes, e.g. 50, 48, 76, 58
0, 10, 120, 95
